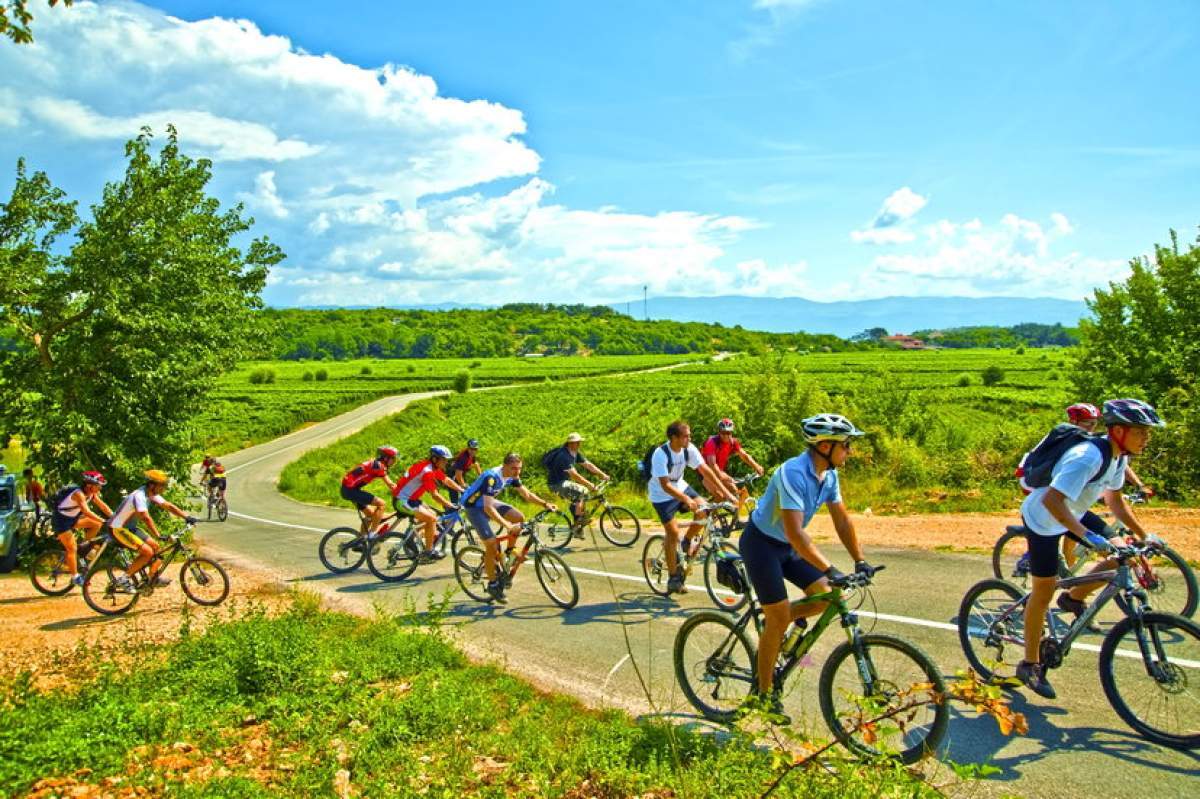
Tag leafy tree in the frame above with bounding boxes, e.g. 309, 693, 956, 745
1, 0, 71, 44
981, 365, 1004, 386
851, 327, 889, 342
0, 127, 282, 487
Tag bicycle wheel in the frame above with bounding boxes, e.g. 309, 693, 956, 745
818, 633, 949, 764
318, 527, 366, 574
536, 510, 575, 551
216, 499, 228, 523
674, 610, 757, 722
81, 567, 139, 616
1137, 546, 1199, 619
641, 534, 672, 596
450, 524, 478, 561
367, 533, 420, 583
180, 557, 230, 606
990, 528, 1033, 590
454, 545, 492, 603
29, 542, 75, 597
1099, 611, 1200, 749
534, 549, 579, 609
598, 505, 641, 548
703, 541, 748, 613
957, 579, 1027, 681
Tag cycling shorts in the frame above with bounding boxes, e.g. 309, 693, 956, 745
551, 481, 588, 502
1081, 510, 1107, 536
108, 524, 150, 551
208, 477, 227, 491
466, 502, 515, 541
51, 511, 81, 534
340, 485, 376, 510
651, 486, 699, 524
738, 521, 823, 605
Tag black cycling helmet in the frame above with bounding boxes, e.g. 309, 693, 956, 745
1102, 399, 1165, 428
467, 438, 480, 449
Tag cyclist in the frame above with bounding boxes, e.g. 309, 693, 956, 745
1015, 398, 1164, 700
461, 453, 558, 603
207, 460, 228, 503
21, 468, 44, 515
700, 418, 765, 528
738, 414, 874, 714
544, 433, 610, 528
50, 471, 114, 585
648, 420, 736, 595
340, 446, 400, 534
199, 454, 217, 490
391, 445, 466, 559
107, 469, 198, 589
447, 439, 482, 504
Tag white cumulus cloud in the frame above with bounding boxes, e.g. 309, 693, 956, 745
850, 186, 928, 245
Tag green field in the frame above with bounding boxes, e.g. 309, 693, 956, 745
279, 349, 1079, 514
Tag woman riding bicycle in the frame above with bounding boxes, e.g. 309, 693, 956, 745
50, 471, 114, 586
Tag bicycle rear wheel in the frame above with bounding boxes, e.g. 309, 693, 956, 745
818, 633, 948, 764
1099, 611, 1200, 749
673, 611, 756, 722
216, 499, 228, 522
703, 541, 748, 613
957, 579, 1027, 682
598, 505, 640, 547
534, 550, 579, 609
367, 533, 420, 583
991, 528, 1032, 590
641, 534, 672, 596
318, 527, 366, 574
81, 567, 139, 616
29, 542, 74, 596
454, 545, 492, 603
1137, 546, 1199, 619
536, 510, 575, 551
180, 557, 230, 606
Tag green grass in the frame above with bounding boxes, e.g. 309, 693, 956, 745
0, 598, 940, 798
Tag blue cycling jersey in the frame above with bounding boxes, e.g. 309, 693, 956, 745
462, 466, 522, 507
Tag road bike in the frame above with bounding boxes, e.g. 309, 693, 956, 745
319, 504, 480, 575
454, 508, 579, 609
555, 480, 641, 549
641, 501, 747, 610
960, 539, 1200, 749
80, 522, 230, 616
674, 560, 948, 763
205, 483, 228, 522
991, 524, 1197, 618
366, 505, 477, 582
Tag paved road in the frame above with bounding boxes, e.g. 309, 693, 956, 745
196, 389, 1200, 799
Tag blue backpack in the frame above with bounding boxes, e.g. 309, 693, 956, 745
637, 443, 673, 482
1020, 424, 1114, 489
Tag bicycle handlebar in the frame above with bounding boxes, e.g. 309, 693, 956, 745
829, 564, 886, 589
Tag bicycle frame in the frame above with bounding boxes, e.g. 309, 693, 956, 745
490, 510, 554, 579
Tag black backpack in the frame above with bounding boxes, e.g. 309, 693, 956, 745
637, 443, 674, 482
540, 446, 565, 472
1020, 424, 1114, 489
50, 484, 80, 508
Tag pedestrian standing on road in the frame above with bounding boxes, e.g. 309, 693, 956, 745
22, 468, 44, 516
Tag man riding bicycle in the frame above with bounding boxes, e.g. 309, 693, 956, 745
107, 469, 198, 590
544, 433, 610, 528
207, 460, 228, 503
1015, 398, 1165, 699
391, 445, 466, 560
50, 471, 114, 586
340, 446, 400, 534
700, 418, 765, 528
738, 413, 876, 716
448, 439, 482, 504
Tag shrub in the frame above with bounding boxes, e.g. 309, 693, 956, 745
315, 368, 329, 382
407, 364, 416, 373
981, 365, 1004, 386
956, 374, 971, 387
470, 360, 482, 368
248, 367, 275, 384
302, 371, 314, 382
1015, 345, 1025, 355
360, 365, 373, 375
454, 369, 471, 393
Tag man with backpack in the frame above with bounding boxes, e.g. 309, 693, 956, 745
542, 433, 609, 528
1015, 398, 1165, 700
644, 420, 736, 594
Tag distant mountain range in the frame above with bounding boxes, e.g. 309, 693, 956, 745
609, 295, 1089, 338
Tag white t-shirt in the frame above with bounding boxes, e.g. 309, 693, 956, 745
1021, 442, 1126, 536
109, 486, 167, 529
647, 442, 704, 504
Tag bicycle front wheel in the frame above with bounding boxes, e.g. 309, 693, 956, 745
180, 557, 230, 606
537, 510, 575, 551
598, 505, 641, 547
535, 549, 579, 609
703, 541, 748, 613
991, 527, 1031, 590
1099, 611, 1200, 749
81, 568, 139, 616
641, 534, 672, 596
29, 543, 74, 596
819, 633, 949, 764
450, 525, 478, 561
1138, 546, 1199, 619
216, 499, 228, 523
957, 579, 1027, 682
367, 534, 420, 583
454, 545, 492, 603
673, 611, 757, 722
318, 527, 366, 574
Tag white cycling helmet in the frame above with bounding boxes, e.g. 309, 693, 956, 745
801, 414, 866, 444
1102, 399, 1165, 428
430, 444, 452, 459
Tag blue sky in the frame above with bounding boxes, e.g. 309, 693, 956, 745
1, 0, 1197, 306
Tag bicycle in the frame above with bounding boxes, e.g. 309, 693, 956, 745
319, 505, 479, 575
641, 501, 747, 611
366, 505, 477, 582
556, 480, 641, 549
960, 539, 1200, 749
674, 561, 948, 763
29, 530, 132, 597
708, 473, 763, 535
80, 522, 230, 616
991, 524, 1197, 618
205, 483, 228, 522
453, 508, 579, 609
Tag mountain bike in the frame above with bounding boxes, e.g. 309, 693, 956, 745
708, 473, 763, 535
454, 508, 579, 609
319, 504, 480, 575
205, 484, 228, 522
991, 524, 1197, 618
960, 539, 1200, 749
81, 522, 230, 616
29, 531, 132, 597
555, 480, 641, 549
641, 501, 747, 610
366, 505, 477, 582
674, 561, 948, 763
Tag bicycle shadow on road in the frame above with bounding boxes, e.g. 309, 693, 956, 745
41, 612, 140, 632
556, 593, 688, 628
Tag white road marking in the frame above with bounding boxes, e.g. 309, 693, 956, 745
227, 509, 327, 533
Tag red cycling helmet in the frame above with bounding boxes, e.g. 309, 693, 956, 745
717, 418, 735, 432
1065, 403, 1101, 425
377, 445, 399, 461
81, 470, 107, 486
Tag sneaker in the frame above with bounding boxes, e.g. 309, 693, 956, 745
667, 567, 689, 595
1013, 552, 1031, 577
72, 574, 85, 588
1015, 660, 1057, 699
113, 575, 136, 593
154, 574, 172, 587
486, 579, 507, 604
1057, 592, 1101, 633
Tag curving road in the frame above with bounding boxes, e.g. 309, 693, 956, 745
196, 388, 1200, 799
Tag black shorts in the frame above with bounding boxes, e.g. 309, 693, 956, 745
51, 511, 80, 534
738, 521, 824, 605
652, 486, 699, 524
340, 485, 376, 509
208, 477, 227, 491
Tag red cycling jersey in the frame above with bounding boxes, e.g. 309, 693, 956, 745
701, 435, 743, 472
392, 459, 446, 502
342, 458, 389, 490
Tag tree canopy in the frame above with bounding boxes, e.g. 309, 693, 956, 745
1, 0, 71, 44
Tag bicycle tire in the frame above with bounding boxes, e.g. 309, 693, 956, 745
29, 542, 75, 597
537, 510, 575, 551
990, 528, 1032, 590
1098, 611, 1200, 749
641, 534, 672, 596
1139, 546, 1199, 619
818, 633, 949, 764
367, 533, 420, 583
450, 524, 478, 561
957, 578, 1027, 682
216, 499, 228, 523
534, 549, 579, 609
673, 610, 757, 722
318, 527, 367, 574
81, 566, 139, 616
454, 545, 493, 603
703, 540, 748, 613
598, 505, 641, 548
180, 557, 230, 606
